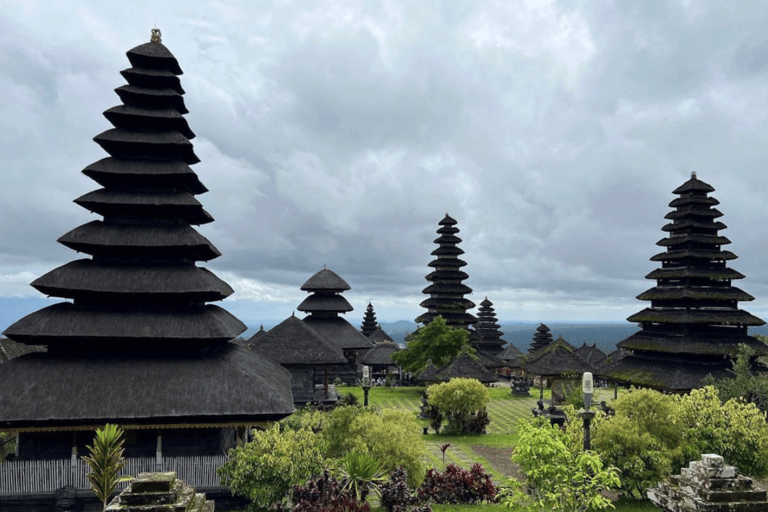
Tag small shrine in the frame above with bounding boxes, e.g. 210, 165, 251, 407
602, 174, 767, 392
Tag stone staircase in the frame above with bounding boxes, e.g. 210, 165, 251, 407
106, 471, 214, 512
648, 454, 768, 511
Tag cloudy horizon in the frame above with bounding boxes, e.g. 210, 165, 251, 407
3, 1, 768, 329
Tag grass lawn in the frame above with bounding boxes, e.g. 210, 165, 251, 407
335, 384, 658, 511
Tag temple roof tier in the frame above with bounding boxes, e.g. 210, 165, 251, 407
103, 105, 195, 138
74, 189, 213, 224
650, 249, 737, 262
297, 293, 354, 313
83, 158, 206, 194
645, 266, 744, 280
300, 267, 351, 292
93, 129, 199, 163
655, 234, 731, 247
0, 343, 293, 429
58, 221, 220, 261
5, 303, 246, 349
636, 286, 754, 302
120, 67, 184, 93
31, 260, 233, 302
628, 307, 765, 326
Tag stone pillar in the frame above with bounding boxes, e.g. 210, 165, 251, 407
156, 434, 163, 472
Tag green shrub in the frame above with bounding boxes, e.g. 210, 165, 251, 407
572, 388, 694, 499
427, 378, 490, 434
502, 417, 619, 512
218, 424, 326, 511
321, 406, 426, 487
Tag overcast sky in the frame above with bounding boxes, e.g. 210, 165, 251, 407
3, 1, 768, 327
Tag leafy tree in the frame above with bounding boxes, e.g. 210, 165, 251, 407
427, 378, 489, 434
703, 344, 768, 413
502, 417, 619, 512
82, 424, 132, 512
677, 385, 768, 478
392, 316, 472, 373
218, 424, 326, 511
321, 406, 425, 487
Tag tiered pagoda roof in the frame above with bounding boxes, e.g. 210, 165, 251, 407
474, 298, 506, 354
417, 214, 477, 329
299, 267, 373, 352
529, 323, 554, 353
601, 174, 767, 391
361, 303, 378, 337
0, 32, 294, 428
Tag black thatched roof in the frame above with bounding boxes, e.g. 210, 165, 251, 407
497, 343, 523, 367
598, 352, 731, 391
416, 214, 477, 330
303, 316, 374, 351
301, 267, 351, 292
367, 327, 395, 344
250, 315, 347, 365
525, 336, 592, 377
0, 343, 293, 429
473, 349, 507, 369
297, 294, 354, 313
574, 343, 607, 367
434, 352, 499, 383
358, 342, 400, 366
416, 360, 440, 382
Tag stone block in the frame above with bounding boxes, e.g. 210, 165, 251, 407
131, 471, 177, 493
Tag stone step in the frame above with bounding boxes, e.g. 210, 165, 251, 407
131, 472, 177, 493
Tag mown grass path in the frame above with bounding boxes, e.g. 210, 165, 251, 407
338, 384, 619, 482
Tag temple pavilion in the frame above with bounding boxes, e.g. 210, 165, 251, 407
299, 267, 374, 373
601, 174, 767, 391
361, 302, 396, 344
416, 214, 477, 329
0, 32, 293, 507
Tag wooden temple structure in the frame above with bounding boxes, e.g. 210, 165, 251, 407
529, 323, 554, 353
0, 32, 294, 510
601, 174, 768, 391
416, 214, 477, 329
298, 267, 374, 372
474, 298, 506, 355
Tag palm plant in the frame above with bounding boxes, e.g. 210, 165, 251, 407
334, 451, 387, 502
82, 424, 132, 511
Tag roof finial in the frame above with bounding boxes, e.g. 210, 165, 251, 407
151, 27, 162, 43
691, 171, 697, 178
